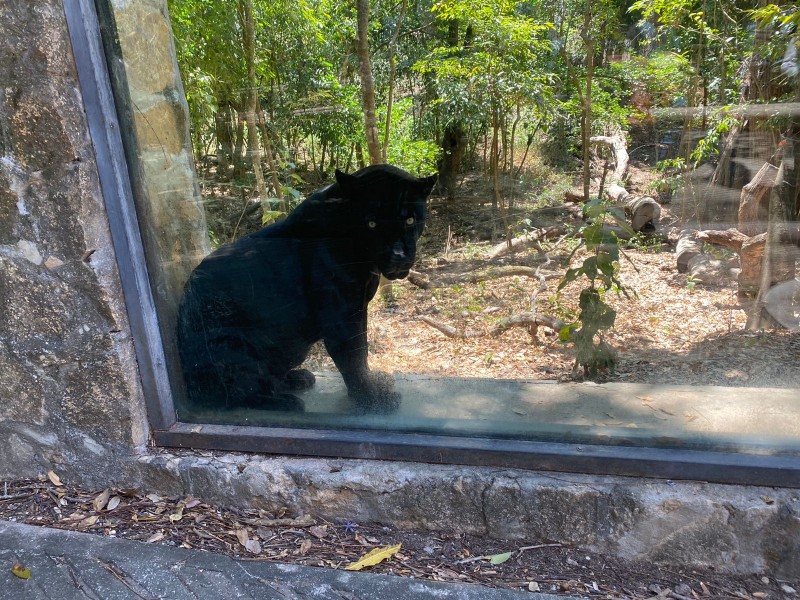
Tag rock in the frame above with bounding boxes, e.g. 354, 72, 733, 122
675, 583, 692, 596
781, 585, 797, 595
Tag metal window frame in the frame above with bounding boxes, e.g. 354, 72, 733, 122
64, 0, 800, 488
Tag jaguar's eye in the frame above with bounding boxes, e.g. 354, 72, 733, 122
368, 221, 377, 229
405, 217, 415, 225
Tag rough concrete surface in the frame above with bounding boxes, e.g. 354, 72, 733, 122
135, 452, 800, 579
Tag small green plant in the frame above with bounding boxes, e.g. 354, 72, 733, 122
557, 198, 634, 379
686, 274, 698, 292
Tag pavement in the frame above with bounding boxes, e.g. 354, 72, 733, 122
0, 520, 542, 599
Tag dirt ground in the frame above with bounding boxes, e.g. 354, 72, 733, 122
299, 164, 800, 391
2, 477, 798, 598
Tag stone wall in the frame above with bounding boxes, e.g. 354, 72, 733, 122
0, 0, 148, 482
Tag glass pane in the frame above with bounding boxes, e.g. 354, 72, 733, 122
146, 0, 799, 455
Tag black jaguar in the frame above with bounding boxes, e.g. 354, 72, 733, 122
176, 164, 437, 413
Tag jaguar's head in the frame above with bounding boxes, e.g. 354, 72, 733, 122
335, 165, 437, 280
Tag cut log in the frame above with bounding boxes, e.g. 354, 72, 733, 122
590, 135, 629, 182
686, 254, 730, 286
676, 229, 740, 285
604, 184, 661, 232
676, 230, 703, 273
738, 162, 778, 236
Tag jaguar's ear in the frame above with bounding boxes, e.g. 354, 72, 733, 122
335, 169, 359, 198
418, 173, 438, 197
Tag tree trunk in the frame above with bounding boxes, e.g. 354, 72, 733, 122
214, 99, 234, 177
437, 19, 467, 201
232, 109, 246, 178
382, 0, 407, 162
738, 162, 778, 236
256, 107, 285, 213
238, 0, 268, 209
438, 123, 467, 201
581, 4, 594, 201
356, 0, 382, 165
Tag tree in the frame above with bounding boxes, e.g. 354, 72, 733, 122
356, 0, 383, 164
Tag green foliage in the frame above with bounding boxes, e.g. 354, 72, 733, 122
381, 98, 441, 175
689, 109, 737, 165
609, 51, 695, 109
557, 198, 633, 379
414, 0, 554, 143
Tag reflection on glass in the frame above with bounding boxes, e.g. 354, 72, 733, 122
163, 0, 799, 454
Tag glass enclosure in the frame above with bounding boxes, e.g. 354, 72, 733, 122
126, 0, 800, 457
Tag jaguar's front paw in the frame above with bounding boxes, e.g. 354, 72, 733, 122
349, 370, 401, 414
283, 368, 316, 392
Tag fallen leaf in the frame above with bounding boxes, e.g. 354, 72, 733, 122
244, 539, 262, 554
753, 593, 767, 598
185, 499, 201, 509
169, 506, 184, 522
107, 496, 121, 511
80, 515, 99, 528
146, 494, 161, 503
11, 563, 31, 579
146, 531, 165, 543
488, 551, 512, 565
93, 489, 110, 512
528, 582, 541, 592
235, 528, 249, 547
344, 543, 402, 571
309, 525, 328, 539
298, 539, 312, 555
47, 471, 63, 487
760, 495, 775, 505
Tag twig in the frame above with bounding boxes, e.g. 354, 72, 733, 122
517, 543, 563, 554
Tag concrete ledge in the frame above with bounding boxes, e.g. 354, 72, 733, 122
134, 452, 800, 579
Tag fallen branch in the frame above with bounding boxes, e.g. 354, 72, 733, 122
694, 228, 749, 251
419, 316, 484, 338
486, 225, 566, 260
487, 312, 567, 336
420, 312, 566, 340
408, 265, 541, 290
